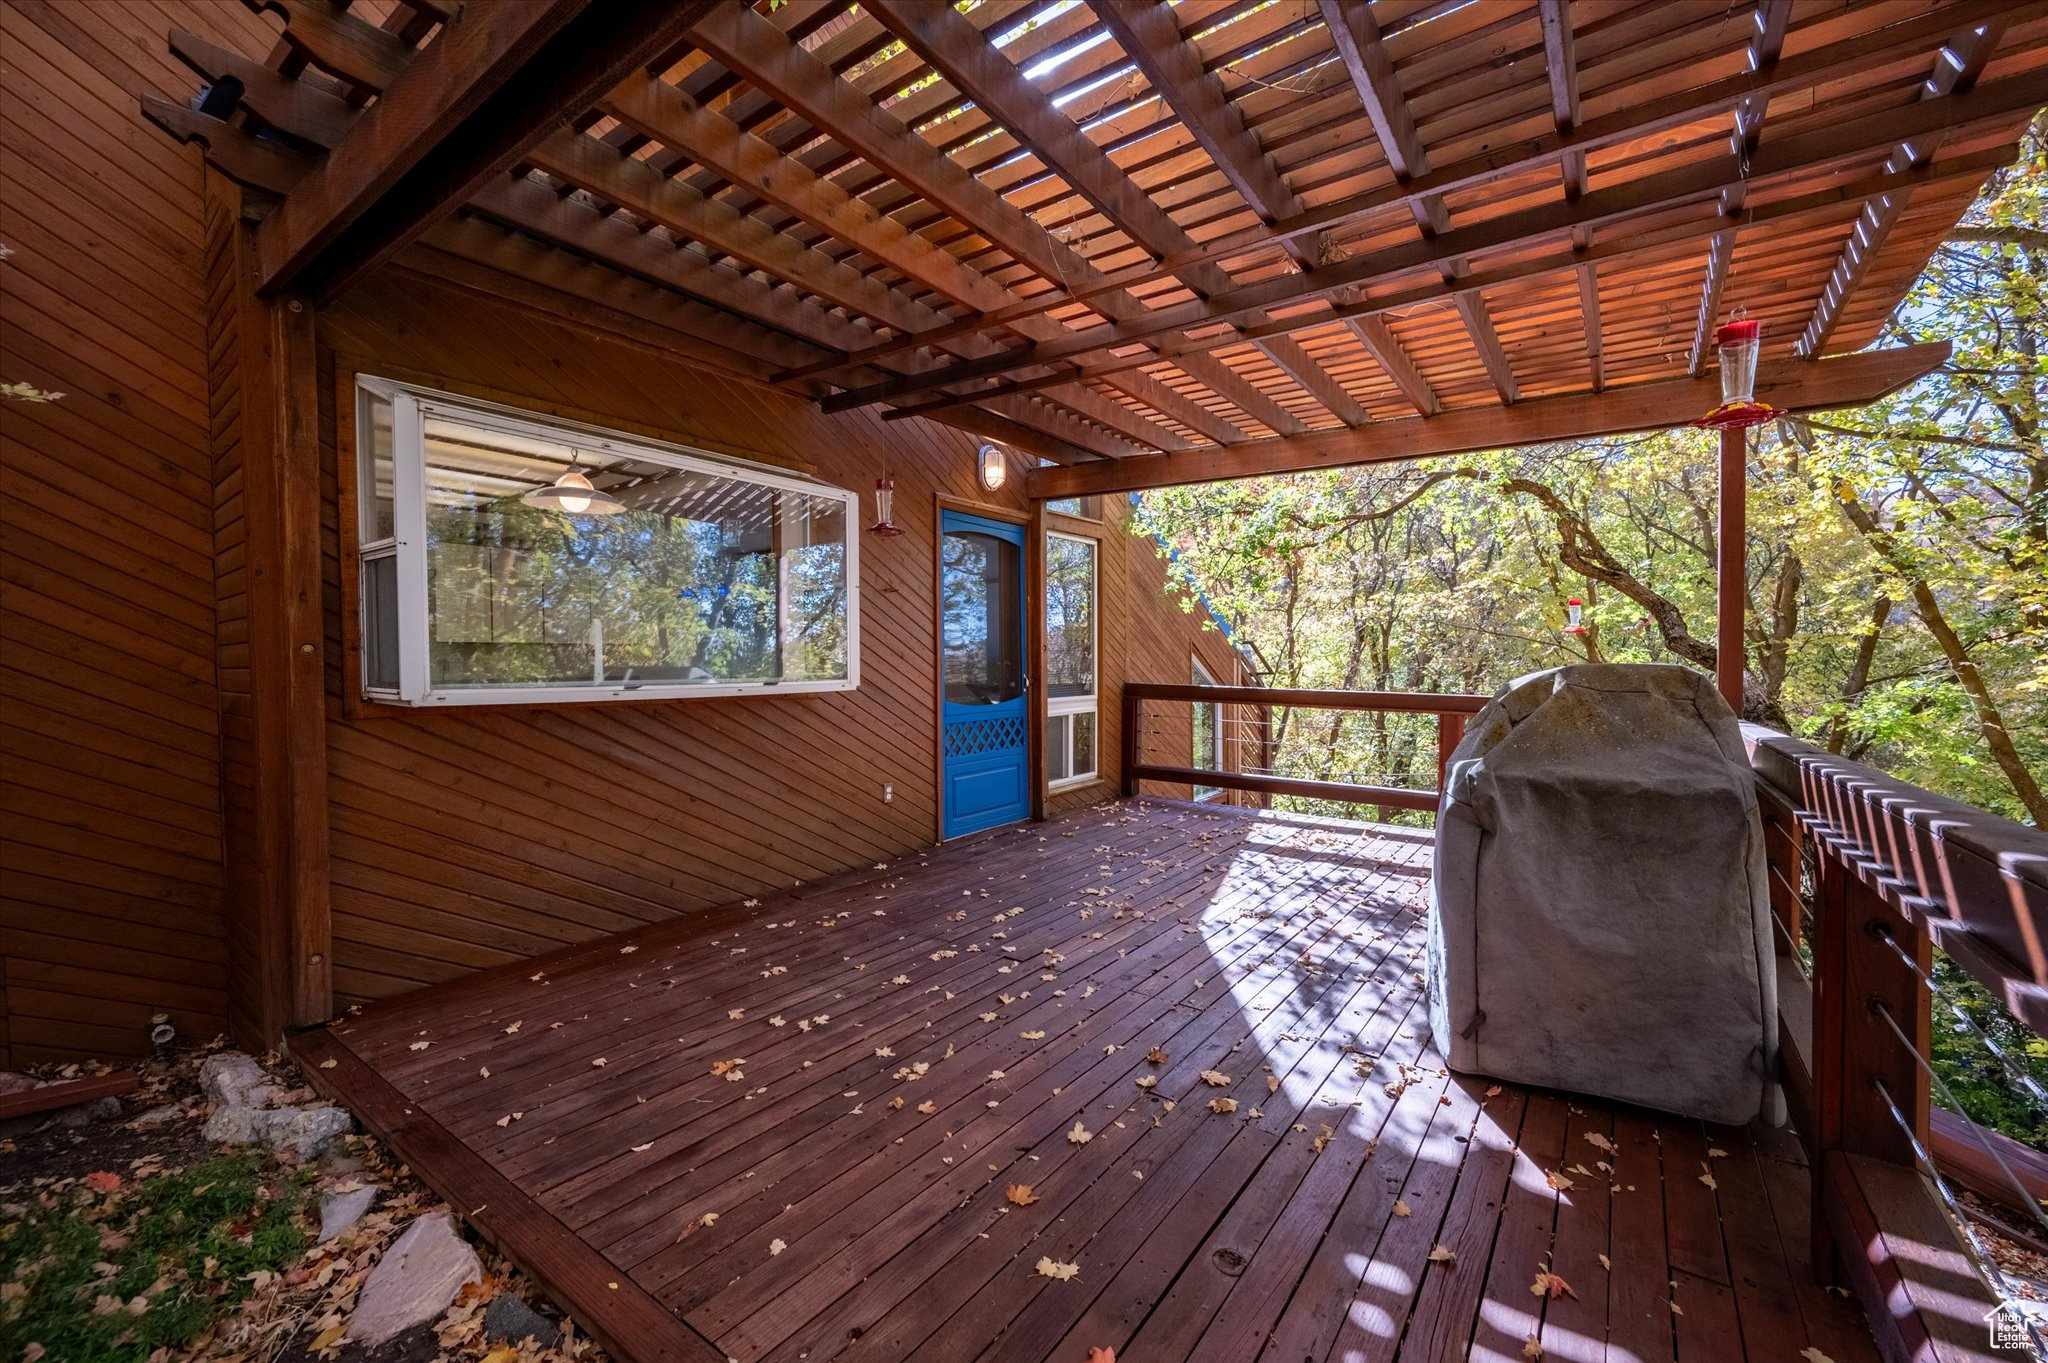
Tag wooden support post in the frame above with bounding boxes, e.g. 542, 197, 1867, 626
1435, 711, 1465, 795
1806, 824, 1931, 1282
1716, 423, 1747, 715
209, 175, 334, 1047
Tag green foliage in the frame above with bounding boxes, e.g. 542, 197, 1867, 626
0, 1152, 315, 1362
1931, 953, 2048, 1151
1136, 120, 2047, 1135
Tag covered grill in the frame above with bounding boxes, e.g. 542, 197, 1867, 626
1427, 664, 1779, 1125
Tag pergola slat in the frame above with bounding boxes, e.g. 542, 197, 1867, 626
145, 0, 2041, 485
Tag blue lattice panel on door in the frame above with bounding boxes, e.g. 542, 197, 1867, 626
944, 715, 1026, 757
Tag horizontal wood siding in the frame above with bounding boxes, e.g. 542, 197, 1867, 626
314, 272, 1230, 1007
0, 0, 276, 1063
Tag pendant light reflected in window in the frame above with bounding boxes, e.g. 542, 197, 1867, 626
521, 455, 627, 515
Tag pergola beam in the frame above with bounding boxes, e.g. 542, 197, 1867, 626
828, 76, 2036, 414
248, 0, 720, 300
683, 2, 1307, 438
1026, 343, 1950, 499
779, 0, 2013, 384
1798, 19, 2007, 356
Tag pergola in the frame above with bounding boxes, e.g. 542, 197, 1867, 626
147, 0, 2046, 717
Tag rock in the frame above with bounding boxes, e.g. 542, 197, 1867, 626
347, 1211, 482, 1347
199, 1052, 279, 1110
319, 1183, 378, 1241
132, 1104, 183, 1128
203, 1104, 266, 1146
258, 1105, 352, 1160
87, 1095, 124, 1121
482, 1294, 563, 1350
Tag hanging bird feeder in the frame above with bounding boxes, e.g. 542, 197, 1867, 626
868, 476, 906, 537
1562, 598, 1588, 635
1695, 315, 1783, 430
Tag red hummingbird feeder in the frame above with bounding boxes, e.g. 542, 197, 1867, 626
1694, 316, 1783, 430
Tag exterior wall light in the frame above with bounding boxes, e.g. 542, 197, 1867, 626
978, 441, 1007, 492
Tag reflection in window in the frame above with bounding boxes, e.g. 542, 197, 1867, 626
1047, 532, 1097, 788
355, 379, 857, 705
941, 530, 1022, 705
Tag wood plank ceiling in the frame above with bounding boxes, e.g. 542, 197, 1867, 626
151, 0, 2048, 492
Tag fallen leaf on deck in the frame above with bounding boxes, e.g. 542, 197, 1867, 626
1020, 1030, 1046, 1040
1598, 1253, 1612, 1271
917, 1100, 937, 1115
1697, 1165, 1718, 1190
1007, 1184, 1040, 1206
1393, 1200, 1412, 1217
770, 1238, 786, 1256
710, 1058, 745, 1078
619, 945, 638, 954
1068, 1121, 1093, 1145
728, 1009, 745, 1020
1135, 1076, 1157, 1090
1584, 1132, 1616, 1154
1268, 1075, 1281, 1094
1530, 1271, 1576, 1299
1522, 1334, 1543, 1359
1146, 1047, 1168, 1065
591, 1057, 607, 1067
504, 1020, 522, 1034
1799, 1350, 1836, 1363
1036, 1257, 1080, 1281
1545, 1170, 1575, 1192
1209, 1098, 1238, 1115
1086, 1350, 1115, 1363
1427, 1245, 1456, 1265
630, 1143, 653, 1152
874, 1047, 895, 1058
1199, 1070, 1231, 1087
409, 1041, 431, 1051
319, 1058, 337, 1069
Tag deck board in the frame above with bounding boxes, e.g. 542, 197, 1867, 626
298, 799, 1879, 1363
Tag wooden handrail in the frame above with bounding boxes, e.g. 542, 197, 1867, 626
1121, 682, 1486, 812
1743, 723, 2048, 1361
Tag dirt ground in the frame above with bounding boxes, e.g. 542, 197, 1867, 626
0, 1043, 610, 1363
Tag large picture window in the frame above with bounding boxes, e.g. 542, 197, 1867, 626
353, 377, 858, 706
1045, 531, 1097, 789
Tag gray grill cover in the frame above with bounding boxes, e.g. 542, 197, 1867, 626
1426, 664, 1778, 1124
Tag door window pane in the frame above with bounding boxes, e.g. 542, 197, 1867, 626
942, 530, 1023, 705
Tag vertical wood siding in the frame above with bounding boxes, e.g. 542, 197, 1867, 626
0, 0, 276, 1063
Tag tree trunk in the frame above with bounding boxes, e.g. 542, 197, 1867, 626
1836, 484, 2048, 825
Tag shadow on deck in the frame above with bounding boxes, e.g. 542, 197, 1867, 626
295, 799, 1878, 1363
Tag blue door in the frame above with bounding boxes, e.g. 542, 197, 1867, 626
940, 510, 1030, 838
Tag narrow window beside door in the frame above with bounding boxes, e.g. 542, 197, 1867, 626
1046, 531, 1098, 789
1192, 656, 1224, 801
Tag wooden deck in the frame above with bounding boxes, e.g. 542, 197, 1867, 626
295, 800, 1878, 1363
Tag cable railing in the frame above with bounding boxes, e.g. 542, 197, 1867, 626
1119, 683, 1488, 814
1746, 724, 2048, 1359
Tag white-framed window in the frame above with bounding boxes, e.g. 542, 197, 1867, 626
352, 376, 859, 706
1192, 656, 1225, 801
1045, 530, 1097, 789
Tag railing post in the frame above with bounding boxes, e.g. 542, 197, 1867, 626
1807, 829, 1931, 1281
1434, 711, 1464, 796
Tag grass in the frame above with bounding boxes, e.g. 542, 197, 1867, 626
0, 1150, 316, 1362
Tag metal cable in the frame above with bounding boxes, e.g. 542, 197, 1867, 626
1870, 997, 2048, 1243
1871, 1073, 2048, 1359
1872, 928, 2048, 1112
